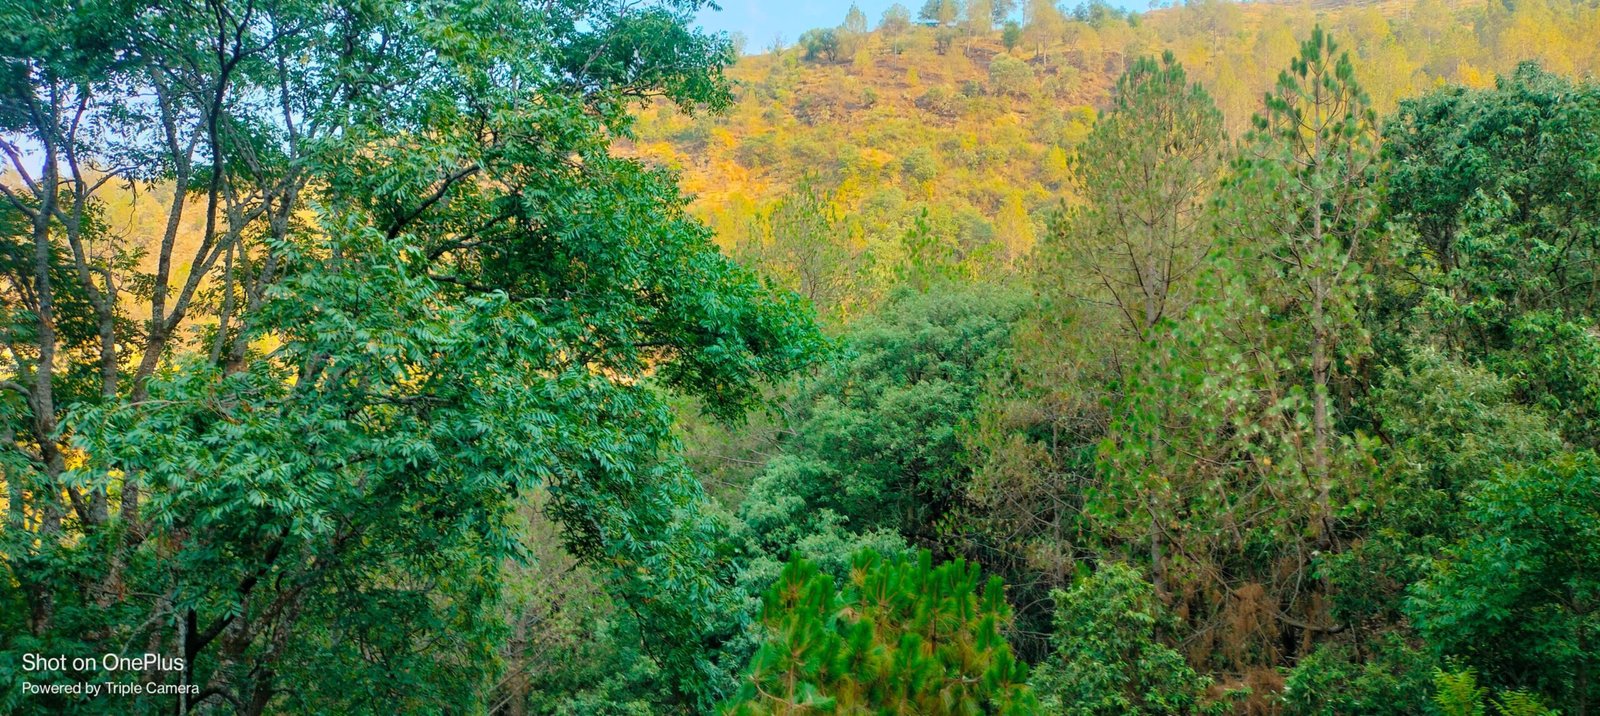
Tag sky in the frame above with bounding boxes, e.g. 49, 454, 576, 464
692, 1, 1143, 53
692, 1, 886, 50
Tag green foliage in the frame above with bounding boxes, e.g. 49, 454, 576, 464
992, 0, 1018, 22
1320, 348, 1562, 626
502, 525, 674, 716
10, 2, 1600, 713
722, 549, 1037, 715
0, 0, 819, 712
738, 287, 1025, 548
799, 28, 842, 63
901, 147, 943, 184
1493, 691, 1560, 716
915, 85, 960, 118
1431, 667, 1560, 716
1046, 50, 1224, 340
1409, 453, 1600, 712
1069, 0, 1132, 27
843, 4, 868, 36
736, 181, 857, 321
1031, 563, 1217, 715
976, 50, 1226, 663
895, 208, 965, 291
882, 4, 913, 35
1281, 635, 1433, 716
1002, 20, 1024, 51
1434, 668, 1491, 716
988, 54, 1037, 98
1089, 30, 1381, 677
920, 0, 961, 26
1379, 62, 1600, 448
1208, 21, 1378, 551
1347, 66, 1600, 715
638, 0, 1600, 325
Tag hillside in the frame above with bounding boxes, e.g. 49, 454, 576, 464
9, 1, 1600, 713
627, 0, 1599, 320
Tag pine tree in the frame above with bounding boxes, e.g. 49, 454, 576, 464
1049, 51, 1226, 341
1230, 25, 1380, 545
723, 550, 1037, 714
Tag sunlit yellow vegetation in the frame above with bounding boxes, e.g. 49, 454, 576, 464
628, 0, 1599, 317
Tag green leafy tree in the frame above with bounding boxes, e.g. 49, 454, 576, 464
966, 0, 996, 36
1234, 25, 1381, 541
881, 4, 913, 35
799, 28, 842, 63
722, 550, 1036, 715
0, 0, 819, 712
1319, 349, 1561, 630
840, 4, 870, 57
1093, 27, 1379, 677
920, 0, 962, 27
737, 182, 857, 322
1070, 0, 1130, 28
1024, 0, 1066, 56
738, 287, 1024, 550
982, 53, 1224, 636
1281, 633, 1433, 716
1031, 51, 1224, 609
896, 207, 966, 290
1435, 668, 1492, 716
989, 54, 1037, 98
1002, 21, 1025, 51
1030, 563, 1218, 715
1378, 63, 1600, 448
1409, 453, 1600, 714
1494, 692, 1561, 716
843, 3, 869, 34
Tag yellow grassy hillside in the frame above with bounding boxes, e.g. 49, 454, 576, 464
627, 0, 1599, 265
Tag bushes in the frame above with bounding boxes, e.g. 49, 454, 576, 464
914, 85, 960, 119
1031, 564, 1218, 716
989, 54, 1036, 97
1281, 636, 1433, 716
900, 146, 942, 183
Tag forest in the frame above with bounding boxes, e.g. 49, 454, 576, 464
0, 0, 1596, 714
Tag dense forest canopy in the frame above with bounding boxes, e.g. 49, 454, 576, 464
2, 0, 1598, 714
